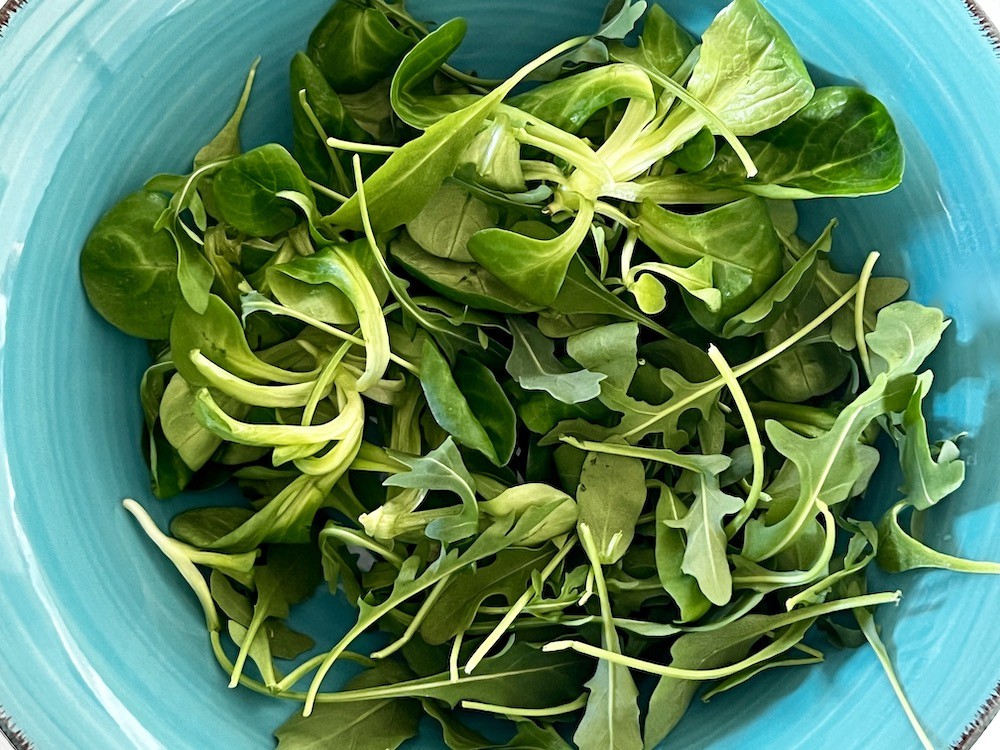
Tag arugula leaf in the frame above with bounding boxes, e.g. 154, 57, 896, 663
507, 318, 606, 405
664, 467, 744, 606
383, 437, 480, 544
865, 301, 950, 381
275, 661, 422, 750
897, 374, 965, 510
576, 451, 647, 564
744, 373, 915, 561
877, 503, 1000, 574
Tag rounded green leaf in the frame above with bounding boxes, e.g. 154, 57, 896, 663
80, 189, 183, 339
213, 144, 313, 237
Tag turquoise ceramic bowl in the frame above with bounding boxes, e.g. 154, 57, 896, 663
2, 1, 1000, 748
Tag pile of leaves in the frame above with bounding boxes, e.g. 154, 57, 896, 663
79, 1, 998, 748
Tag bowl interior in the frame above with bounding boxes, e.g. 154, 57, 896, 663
2, 1, 1000, 748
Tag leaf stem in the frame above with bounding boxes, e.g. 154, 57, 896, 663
621, 278, 862, 439
708, 345, 764, 537
854, 251, 880, 381
461, 695, 588, 717
543, 591, 901, 680
464, 535, 577, 674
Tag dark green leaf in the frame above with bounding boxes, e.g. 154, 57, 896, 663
81, 190, 183, 339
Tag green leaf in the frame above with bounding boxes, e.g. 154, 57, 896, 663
854, 603, 934, 750
159, 374, 225, 471
506, 318, 606, 405
566, 322, 638, 392
275, 661, 421, 750
576, 451, 647, 564
213, 144, 314, 236
744, 373, 915, 561
290, 52, 371, 188
607, 4, 695, 80
664, 467, 744, 606
407, 181, 498, 263
170, 295, 316, 388
876, 502, 1000, 574
334, 37, 579, 232
897, 374, 965, 510
550, 256, 673, 338
721, 229, 827, 338
752, 292, 852, 403
307, 1, 414, 94
638, 198, 783, 332
695, 87, 904, 199
391, 233, 542, 314
325, 642, 590, 710
510, 64, 655, 135
229, 544, 322, 687
865, 301, 950, 381
173, 229, 216, 315
420, 547, 554, 644
391, 18, 473, 129
652, 482, 711, 622
576, 659, 641, 750
421, 341, 515, 465
383, 437, 480, 544
267, 242, 391, 391
675, 0, 814, 138
80, 190, 183, 339
469, 207, 596, 306
195, 59, 258, 168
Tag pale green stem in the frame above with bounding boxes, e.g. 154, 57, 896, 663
543, 592, 902, 680
854, 251, 880, 381
463, 536, 577, 674
370, 575, 451, 660
461, 695, 589, 717
621, 279, 862, 439
709, 345, 765, 538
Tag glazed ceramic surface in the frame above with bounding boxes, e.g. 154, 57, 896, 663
2, 1, 1000, 748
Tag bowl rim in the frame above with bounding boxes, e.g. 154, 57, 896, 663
1, 1, 999, 748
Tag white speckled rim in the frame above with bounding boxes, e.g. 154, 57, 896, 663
0, 1, 999, 749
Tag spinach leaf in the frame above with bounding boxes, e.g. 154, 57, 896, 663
407, 181, 497, 263
637, 198, 783, 332
391, 233, 542, 314
420, 341, 516, 466
81, 190, 183, 339
290, 52, 371, 189
391, 18, 473, 129
607, 4, 695, 79
307, 1, 414, 94
694, 87, 904, 198
213, 145, 314, 237
469, 206, 596, 306
666, 0, 814, 141
509, 64, 654, 135
195, 59, 258, 168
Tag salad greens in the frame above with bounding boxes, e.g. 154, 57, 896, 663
79, 1, 993, 748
